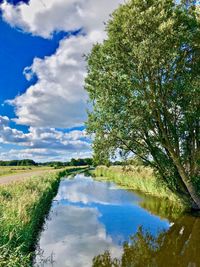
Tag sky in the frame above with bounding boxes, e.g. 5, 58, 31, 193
0, 0, 123, 162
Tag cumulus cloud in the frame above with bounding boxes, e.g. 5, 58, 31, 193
7, 35, 90, 128
0, 148, 92, 162
35, 205, 122, 267
1, 0, 123, 38
0, 0, 123, 160
56, 175, 140, 206
0, 115, 9, 126
1, 0, 123, 128
0, 116, 28, 143
0, 115, 90, 149
0, 115, 91, 161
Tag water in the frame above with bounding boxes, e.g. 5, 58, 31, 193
35, 174, 200, 267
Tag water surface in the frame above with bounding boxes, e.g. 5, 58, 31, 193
35, 174, 200, 267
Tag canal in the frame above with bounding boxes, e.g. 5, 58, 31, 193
34, 173, 200, 267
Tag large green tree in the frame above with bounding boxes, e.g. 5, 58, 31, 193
85, 0, 200, 209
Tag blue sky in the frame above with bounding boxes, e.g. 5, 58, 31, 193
0, 0, 122, 162
0, 16, 67, 120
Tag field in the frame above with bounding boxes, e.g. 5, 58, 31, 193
0, 167, 83, 267
0, 166, 52, 177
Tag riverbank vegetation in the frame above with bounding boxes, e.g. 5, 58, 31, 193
0, 167, 84, 267
85, 0, 200, 209
94, 166, 182, 205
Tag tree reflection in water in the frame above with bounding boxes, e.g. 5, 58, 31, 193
93, 215, 200, 267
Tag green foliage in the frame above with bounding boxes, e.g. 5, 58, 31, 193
93, 227, 162, 267
0, 158, 93, 168
37, 158, 93, 167
85, 0, 200, 208
68, 158, 93, 166
0, 159, 37, 166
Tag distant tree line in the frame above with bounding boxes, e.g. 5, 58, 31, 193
0, 158, 93, 167
42, 158, 93, 168
0, 159, 37, 166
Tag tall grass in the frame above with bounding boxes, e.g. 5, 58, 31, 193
0, 167, 83, 267
94, 166, 183, 205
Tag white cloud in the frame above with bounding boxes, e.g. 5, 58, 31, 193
0, 115, 9, 126
56, 175, 140, 206
7, 35, 90, 128
1, 0, 123, 39
35, 205, 122, 267
0, 0, 123, 160
0, 116, 29, 143
1, 0, 123, 128
0, 148, 92, 162
0, 115, 90, 148
0, 115, 91, 161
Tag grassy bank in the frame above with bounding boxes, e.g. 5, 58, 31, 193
94, 166, 183, 205
0, 167, 84, 267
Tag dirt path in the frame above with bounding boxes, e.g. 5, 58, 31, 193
0, 169, 57, 185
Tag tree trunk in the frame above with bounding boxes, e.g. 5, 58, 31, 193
154, 110, 200, 209
170, 153, 200, 210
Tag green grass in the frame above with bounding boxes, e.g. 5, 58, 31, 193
0, 167, 85, 267
94, 166, 183, 205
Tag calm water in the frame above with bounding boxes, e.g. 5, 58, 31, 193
34, 174, 200, 267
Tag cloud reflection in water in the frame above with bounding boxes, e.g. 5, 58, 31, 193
35, 174, 170, 267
